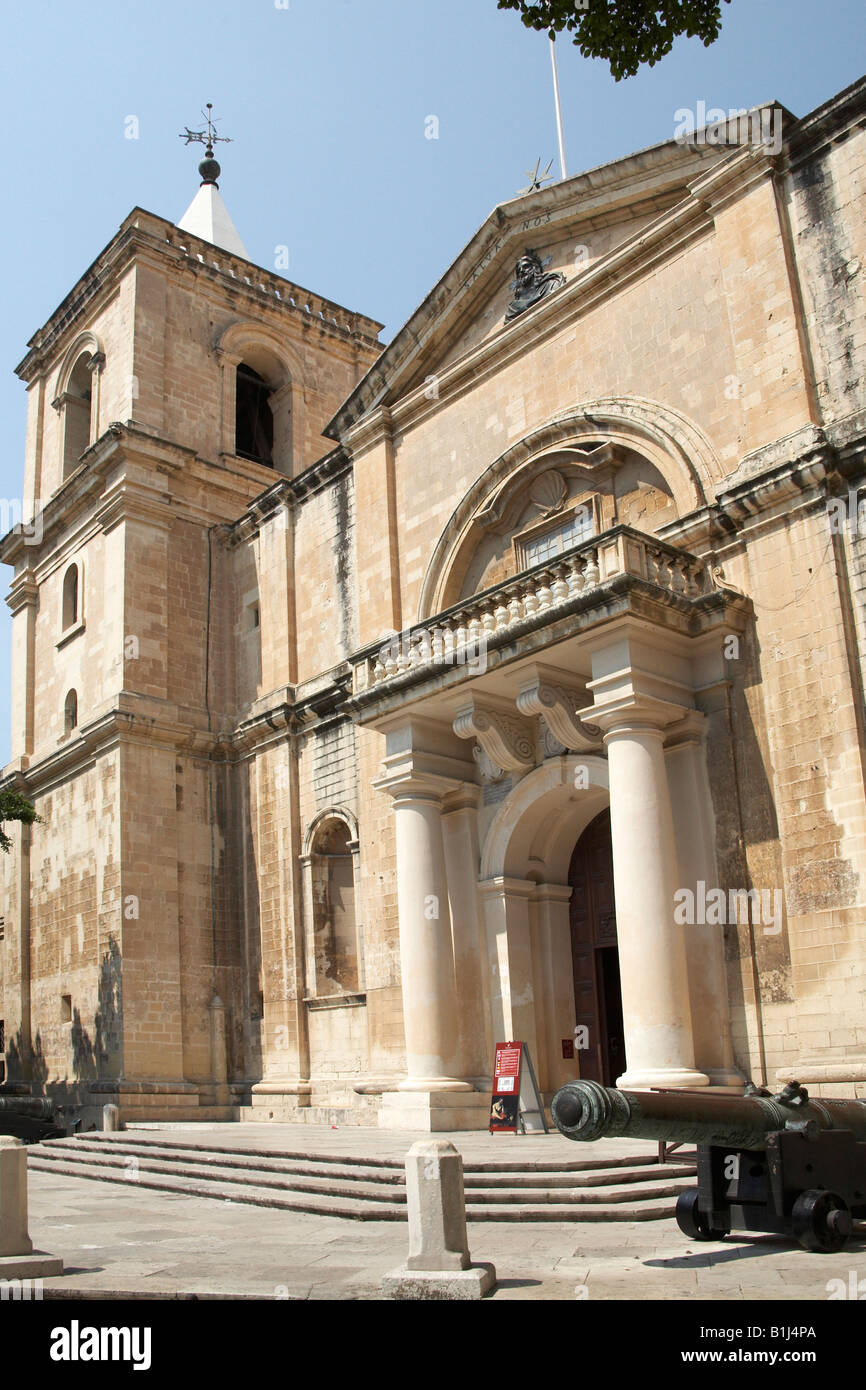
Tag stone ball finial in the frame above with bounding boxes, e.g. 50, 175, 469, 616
198, 151, 221, 186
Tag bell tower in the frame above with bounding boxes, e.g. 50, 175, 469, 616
0, 113, 382, 1122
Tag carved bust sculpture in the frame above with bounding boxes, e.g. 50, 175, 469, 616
505, 249, 566, 322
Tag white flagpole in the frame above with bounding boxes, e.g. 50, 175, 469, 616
549, 34, 569, 180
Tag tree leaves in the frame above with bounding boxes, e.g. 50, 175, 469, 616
0, 790, 40, 853
497, 0, 731, 80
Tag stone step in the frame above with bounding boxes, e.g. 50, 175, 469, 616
237, 1106, 380, 1127
29, 1132, 696, 1222
36, 1136, 694, 1191
40, 1134, 405, 1173
27, 1156, 689, 1222
29, 1146, 407, 1205
27, 1157, 406, 1221
61, 1130, 694, 1176
30, 1140, 694, 1205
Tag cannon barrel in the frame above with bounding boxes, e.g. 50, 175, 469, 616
0, 1096, 56, 1120
551, 1080, 866, 1149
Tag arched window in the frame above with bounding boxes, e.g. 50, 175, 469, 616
61, 355, 95, 478
235, 363, 274, 465
64, 689, 78, 734
310, 818, 359, 994
62, 565, 79, 630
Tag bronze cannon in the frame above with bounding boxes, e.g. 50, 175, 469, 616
551, 1079, 866, 1252
0, 1094, 65, 1142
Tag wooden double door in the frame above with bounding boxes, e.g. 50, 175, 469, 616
568, 809, 626, 1086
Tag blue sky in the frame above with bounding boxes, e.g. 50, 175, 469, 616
0, 0, 864, 766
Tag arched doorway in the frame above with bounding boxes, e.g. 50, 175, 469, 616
569, 809, 626, 1086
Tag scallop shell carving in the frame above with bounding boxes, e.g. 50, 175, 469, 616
528, 469, 568, 516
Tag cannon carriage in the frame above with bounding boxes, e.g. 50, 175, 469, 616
551, 1078, 866, 1252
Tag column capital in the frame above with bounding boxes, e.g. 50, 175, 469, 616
580, 693, 692, 739
664, 709, 707, 750
373, 767, 459, 804
530, 882, 573, 906
441, 783, 481, 817
477, 875, 537, 902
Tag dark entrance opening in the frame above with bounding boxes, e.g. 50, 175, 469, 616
568, 808, 626, 1086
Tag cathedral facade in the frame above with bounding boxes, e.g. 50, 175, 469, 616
2, 78, 866, 1129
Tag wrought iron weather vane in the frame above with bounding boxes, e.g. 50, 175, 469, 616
179, 103, 233, 187
179, 102, 233, 155
518, 158, 555, 196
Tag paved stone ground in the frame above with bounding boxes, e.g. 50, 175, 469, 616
24, 1124, 866, 1301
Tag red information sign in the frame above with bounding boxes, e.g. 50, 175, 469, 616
489, 1041, 524, 1133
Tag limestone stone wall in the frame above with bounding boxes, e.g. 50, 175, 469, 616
4, 86, 866, 1116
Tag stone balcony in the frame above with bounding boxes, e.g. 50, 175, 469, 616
350, 525, 746, 719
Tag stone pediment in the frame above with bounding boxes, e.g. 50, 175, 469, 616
327, 137, 732, 440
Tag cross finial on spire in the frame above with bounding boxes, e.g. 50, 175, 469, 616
179, 103, 233, 156
179, 103, 233, 188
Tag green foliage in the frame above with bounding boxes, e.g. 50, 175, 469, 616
0, 790, 40, 853
497, 0, 731, 80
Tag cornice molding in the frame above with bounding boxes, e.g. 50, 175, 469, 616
16, 211, 383, 384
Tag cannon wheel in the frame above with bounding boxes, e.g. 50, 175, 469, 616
675, 1189, 728, 1241
791, 1190, 852, 1253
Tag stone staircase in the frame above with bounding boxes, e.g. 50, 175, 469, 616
27, 1132, 697, 1222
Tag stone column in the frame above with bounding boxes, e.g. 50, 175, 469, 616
216, 349, 241, 457
532, 883, 576, 1092
478, 877, 537, 1052
441, 786, 491, 1082
665, 715, 741, 1087
87, 351, 106, 443
208, 995, 230, 1108
597, 698, 709, 1089
387, 777, 471, 1092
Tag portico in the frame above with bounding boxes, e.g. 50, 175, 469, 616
351, 525, 749, 1128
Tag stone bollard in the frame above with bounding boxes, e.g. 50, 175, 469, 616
383, 1140, 496, 1300
0, 1136, 63, 1279
103, 1104, 121, 1132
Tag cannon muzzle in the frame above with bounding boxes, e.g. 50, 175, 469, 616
551, 1079, 866, 1149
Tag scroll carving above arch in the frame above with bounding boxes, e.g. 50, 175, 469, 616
417, 398, 723, 622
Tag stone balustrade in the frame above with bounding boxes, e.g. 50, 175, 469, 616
353, 526, 709, 694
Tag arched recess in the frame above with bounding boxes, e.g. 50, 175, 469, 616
300, 807, 365, 998
54, 331, 106, 480
64, 689, 78, 735
62, 563, 81, 631
481, 754, 610, 881
216, 322, 304, 475
418, 398, 723, 621
479, 755, 611, 1093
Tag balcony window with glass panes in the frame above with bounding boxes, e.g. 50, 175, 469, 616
515, 501, 596, 572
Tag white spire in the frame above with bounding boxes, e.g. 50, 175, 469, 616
177, 103, 249, 259
178, 182, 249, 259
